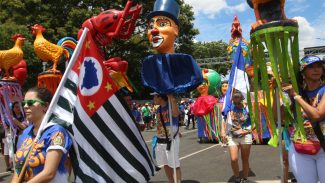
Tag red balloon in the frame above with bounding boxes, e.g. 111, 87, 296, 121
12, 59, 27, 86
192, 95, 217, 116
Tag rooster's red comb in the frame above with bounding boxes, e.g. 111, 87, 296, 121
203, 68, 209, 73
11, 34, 24, 41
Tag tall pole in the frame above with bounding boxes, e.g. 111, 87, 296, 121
272, 37, 284, 183
276, 89, 284, 183
168, 97, 177, 183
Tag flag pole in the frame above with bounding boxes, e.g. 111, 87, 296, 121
17, 28, 89, 183
168, 96, 177, 183
36, 27, 88, 137
225, 49, 239, 133
271, 38, 284, 183
276, 88, 284, 183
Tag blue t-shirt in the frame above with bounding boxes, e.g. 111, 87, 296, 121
179, 104, 185, 114
229, 104, 251, 130
15, 124, 72, 182
132, 108, 142, 124
156, 105, 179, 139
298, 85, 325, 141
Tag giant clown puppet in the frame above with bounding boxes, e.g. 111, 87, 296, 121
218, 80, 229, 104
192, 69, 222, 143
141, 1, 202, 182
141, 0, 202, 94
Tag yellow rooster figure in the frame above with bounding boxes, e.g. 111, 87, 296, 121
0, 34, 26, 79
32, 24, 69, 73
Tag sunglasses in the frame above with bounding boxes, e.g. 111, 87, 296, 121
21, 99, 46, 107
201, 80, 208, 86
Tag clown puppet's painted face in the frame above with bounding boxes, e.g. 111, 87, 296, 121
147, 16, 179, 53
221, 83, 228, 95
197, 79, 209, 96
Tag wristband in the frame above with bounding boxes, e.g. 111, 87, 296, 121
293, 95, 301, 100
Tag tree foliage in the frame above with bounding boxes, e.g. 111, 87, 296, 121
0, 0, 199, 99
192, 41, 230, 76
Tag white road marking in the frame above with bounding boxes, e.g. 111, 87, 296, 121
0, 171, 12, 176
145, 129, 197, 143
179, 144, 219, 160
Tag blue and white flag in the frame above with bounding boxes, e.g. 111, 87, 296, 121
222, 39, 250, 123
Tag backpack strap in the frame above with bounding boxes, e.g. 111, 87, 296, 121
311, 122, 325, 151
159, 106, 179, 140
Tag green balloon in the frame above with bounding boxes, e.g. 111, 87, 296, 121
205, 69, 221, 95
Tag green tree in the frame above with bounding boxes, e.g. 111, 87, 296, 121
176, 1, 199, 54
0, 0, 198, 99
192, 41, 230, 76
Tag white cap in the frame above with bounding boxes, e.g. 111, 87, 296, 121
150, 92, 159, 96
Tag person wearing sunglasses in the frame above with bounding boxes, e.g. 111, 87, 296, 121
11, 87, 72, 183
280, 55, 325, 183
221, 90, 252, 183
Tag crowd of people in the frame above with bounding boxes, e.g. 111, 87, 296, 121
124, 97, 196, 133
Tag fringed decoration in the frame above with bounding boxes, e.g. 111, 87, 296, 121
197, 104, 223, 142
37, 72, 62, 95
0, 80, 24, 137
250, 22, 306, 147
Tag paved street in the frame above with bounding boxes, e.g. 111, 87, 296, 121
0, 157, 12, 183
144, 126, 284, 183
0, 126, 288, 183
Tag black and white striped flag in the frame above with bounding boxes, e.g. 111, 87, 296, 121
46, 29, 155, 182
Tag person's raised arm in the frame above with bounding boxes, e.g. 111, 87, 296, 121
283, 84, 325, 122
12, 117, 27, 130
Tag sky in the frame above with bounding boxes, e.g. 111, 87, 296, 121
183, 0, 325, 51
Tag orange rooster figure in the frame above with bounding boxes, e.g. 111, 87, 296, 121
32, 24, 69, 73
0, 34, 26, 80
32, 24, 77, 94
